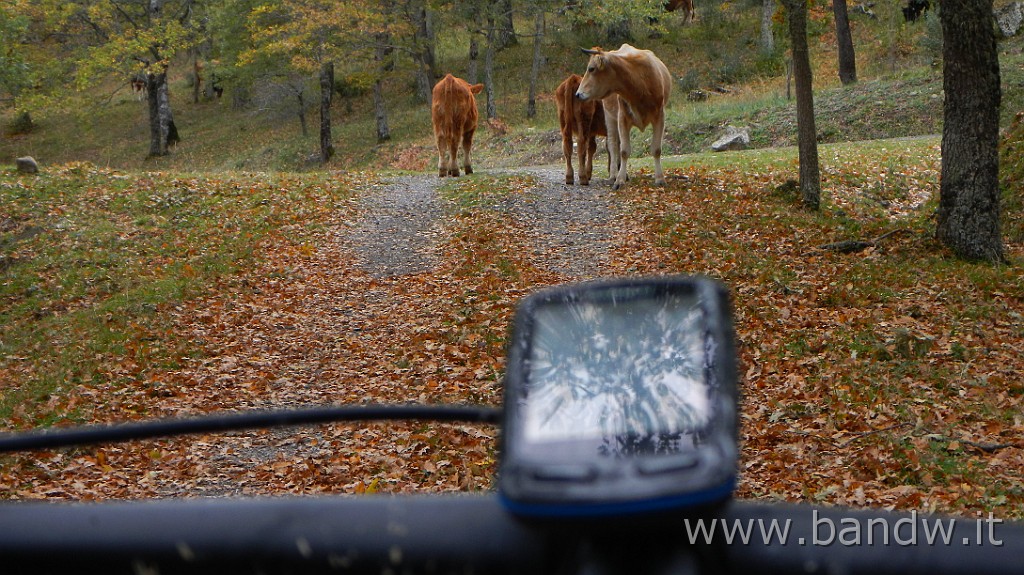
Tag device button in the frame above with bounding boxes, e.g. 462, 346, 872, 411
532, 465, 598, 482
637, 454, 700, 475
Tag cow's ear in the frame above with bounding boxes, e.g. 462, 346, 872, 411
470, 84, 484, 95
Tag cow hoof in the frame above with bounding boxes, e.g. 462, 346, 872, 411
465, 167, 473, 175
655, 179, 666, 187
565, 178, 574, 185
449, 170, 460, 177
580, 180, 590, 186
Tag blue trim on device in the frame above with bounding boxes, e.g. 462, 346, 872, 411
499, 477, 737, 518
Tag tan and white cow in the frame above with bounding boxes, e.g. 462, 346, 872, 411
575, 44, 672, 190
555, 73, 607, 186
431, 74, 485, 178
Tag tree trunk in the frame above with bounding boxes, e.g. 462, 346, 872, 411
785, 0, 821, 210
373, 81, 390, 144
833, 0, 857, 84
526, 8, 544, 119
193, 56, 202, 104
468, 34, 480, 83
146, 73, 164, 158
374, 23, 393, 143
146, 71, 179, 158
319, 61, 334, 163
936, 0, 1005, 261
468, 2, 482, 84
409, 0, 437, 102
297, 90, 307, 138
484, 16, 497, 120
495, 0, 517, 50
761, 0, 776, 54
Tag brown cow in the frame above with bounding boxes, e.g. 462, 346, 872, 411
130, 74, 147, 101
555, 74, 607, 186
576, 44, 672, 190
431, 74, 484, 178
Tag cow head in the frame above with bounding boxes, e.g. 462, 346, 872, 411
576, 47, 612, 102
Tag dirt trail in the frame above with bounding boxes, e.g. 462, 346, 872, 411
347, 167, 621, 281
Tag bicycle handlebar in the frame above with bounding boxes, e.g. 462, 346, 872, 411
1, 495, 1019, 575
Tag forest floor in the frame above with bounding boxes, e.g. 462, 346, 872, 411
2, 149, 1023, 519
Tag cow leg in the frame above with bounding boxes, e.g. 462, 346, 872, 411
614, 115, 630, 190
576, 126, 590, 186
561, 126, 575, 185
652, 114, 666, 187
448, 136, 461, 177
579, 129, 595, 186
461, 129, 475, 175
602, 101, 618, 184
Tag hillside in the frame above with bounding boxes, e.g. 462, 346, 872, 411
3, 5, 1024, 173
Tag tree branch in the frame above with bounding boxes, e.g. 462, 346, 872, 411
804, 228, 911, 255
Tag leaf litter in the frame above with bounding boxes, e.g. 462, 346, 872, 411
2, 153, 1023, 520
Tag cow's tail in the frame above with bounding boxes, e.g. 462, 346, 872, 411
561, 76, 580, 131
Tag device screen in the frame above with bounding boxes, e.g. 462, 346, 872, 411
517, 291, 712, 459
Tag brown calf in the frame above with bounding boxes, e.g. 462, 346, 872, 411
431, 74, 484, 178
555, 74, 607, 186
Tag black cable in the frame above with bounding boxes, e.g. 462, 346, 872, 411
0, 404, 503, 453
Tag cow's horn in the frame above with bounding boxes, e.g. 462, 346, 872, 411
581, 47, 600, 56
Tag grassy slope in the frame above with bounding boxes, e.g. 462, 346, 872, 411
3, 6, 1024, 173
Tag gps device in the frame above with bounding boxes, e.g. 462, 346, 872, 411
498, 276, 738, 519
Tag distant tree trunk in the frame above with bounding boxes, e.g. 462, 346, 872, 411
467, 1, 483, 83
527, 8, 544, 119
192, 56, 202, 104
484, 16, 497, 120
319, 61, 335, 163
761, 0, 776, 53
937, 0, 1005, 261
468, 34, 480, 83
495, 0, 517, 50
374, 28, 393, 143
409, 0, 437, 102
833, 0, 857, 84
297, 89, 308, 138
785, 0, 821, 209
